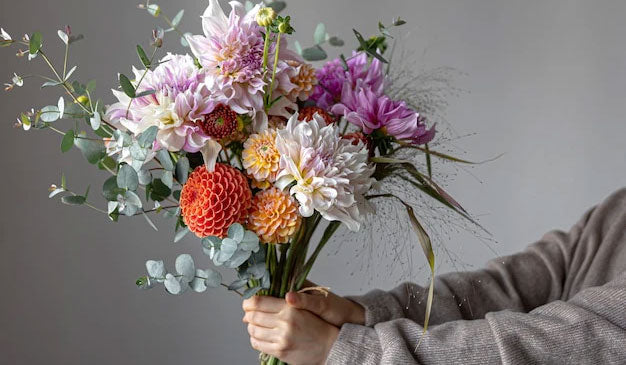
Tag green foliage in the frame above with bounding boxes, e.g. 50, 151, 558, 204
117, 164, 139, 191
102, 175, 124, 201
201, 223, 260, 268
313, 23, 326, 45
118, 73, 136, 98
61, 130, 75, 153
156, 149, 174, 170
136, 45, 151, 67
61, 195, 86, 206
175, 156, 190, 184
74, 137, 106, 164
29, 32, 42, 55
353, 29, 388, 63
171, 9, 184, 28
302, 45, 327, 61
147, 178, 171, 201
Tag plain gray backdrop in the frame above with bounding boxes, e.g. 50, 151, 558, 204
1, 0, 625, 364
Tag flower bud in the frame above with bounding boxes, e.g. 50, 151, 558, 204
76, 95, 89, 105
256, 7, 276, 27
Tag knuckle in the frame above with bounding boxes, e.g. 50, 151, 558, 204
247, 324, 256, 337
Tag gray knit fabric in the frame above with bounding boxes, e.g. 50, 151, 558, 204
327, 188, 626, 364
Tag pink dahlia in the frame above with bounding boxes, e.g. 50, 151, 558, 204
105, 53, 217, 153
310, 51, 385, 110
185, 0, 299, 131
331, 85, 436, 144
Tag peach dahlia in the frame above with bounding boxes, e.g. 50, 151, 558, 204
247, 187, 301, 244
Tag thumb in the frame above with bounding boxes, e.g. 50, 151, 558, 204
286, 292, 327, 317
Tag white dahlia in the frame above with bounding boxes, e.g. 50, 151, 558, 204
275, 113, 375, 231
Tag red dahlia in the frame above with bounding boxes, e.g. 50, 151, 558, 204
298, 106, 335, 125
200, 104, 238, 139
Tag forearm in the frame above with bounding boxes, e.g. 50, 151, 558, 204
330, 271, 626, 364
349, 208, 592, 326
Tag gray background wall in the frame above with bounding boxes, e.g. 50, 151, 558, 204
1, 0, 625, 364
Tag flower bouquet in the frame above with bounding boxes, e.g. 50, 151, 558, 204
2, 1, 485, 363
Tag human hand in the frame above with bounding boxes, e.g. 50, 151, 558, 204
284, 286, 365, 327
243, 296, 339, 365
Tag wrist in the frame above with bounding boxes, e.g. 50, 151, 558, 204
345, 299, 365, 325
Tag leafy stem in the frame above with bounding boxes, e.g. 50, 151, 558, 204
125, 46, 159, 118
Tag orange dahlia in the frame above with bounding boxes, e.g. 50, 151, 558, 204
242, 129, 280, 189
298, 106, 335, 125
285, 60, 317, 101
179, 163, 252, 238
247, 187, 301, 244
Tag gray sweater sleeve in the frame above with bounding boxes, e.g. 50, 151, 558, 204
328, 188, 626, 364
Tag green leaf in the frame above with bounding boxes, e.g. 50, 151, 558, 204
98, 156, 117, 172
174, 227, 190, 243
41, 81, 62, 88
243, 286, 262, 299
118, 73, 136, 98
147, 4, 161, 17
171, 9, 184, 28
117, 164, 139, 191
404, 204, 435, 343
40, 105, 60, 122
136, 45, 151, 67
74, 137, 106, 164
392, 17, 407, 26
102, 176, 124, 201
175, 156, 190, 184
86, 79, 97, 93
266, 1, 286, 13
142, 211, 158, 231
293, 40, 302, 55
353, 29, 388, 63
313, 23, 326, 45
61, 130, 75, 152
149, 178, 171, 201
137, 126, 158, 148
328, 36, 344, 47
64, 66, 77, 81
301, 45, 327, 61
61, 195, 86, 206
29, 32, 42, 55
156, 149, 174, 170
89, 111, 101, 130
135, 89, 156, 98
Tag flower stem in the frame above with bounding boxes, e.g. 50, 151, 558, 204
266, 33, 281, 109
262, 26, 271, 71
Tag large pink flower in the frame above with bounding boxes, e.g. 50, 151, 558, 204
310, 51, 385, 110
106, 53, 217, 153
185, 0, 299, 131
331, 84, 436, 144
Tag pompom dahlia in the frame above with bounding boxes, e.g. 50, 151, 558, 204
247, 187, 301, 244
275, 113, 375, 231
331, 85, 436, 145
310, 51, 384, 110
179, 163, 252, 238
242, 129, 280, 189
105, 53, 219, 153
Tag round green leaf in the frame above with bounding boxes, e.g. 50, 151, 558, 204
117, 164, 139, 191
61, 130, 75, 153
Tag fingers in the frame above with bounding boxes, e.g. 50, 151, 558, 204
249, 336, 283, 357
243, 310, 278, 328
247, 324, 281, 343
242, 295, 285, 313
286, 292, 327, 317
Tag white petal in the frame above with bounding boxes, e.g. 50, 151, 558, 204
200, 138, 222, 172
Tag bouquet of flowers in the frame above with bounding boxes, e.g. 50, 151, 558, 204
2, 1, 485, 363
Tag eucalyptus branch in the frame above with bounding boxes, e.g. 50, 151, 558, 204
125, 46, 159, 118
161, 14, 186, 38
266, 32, 281, 108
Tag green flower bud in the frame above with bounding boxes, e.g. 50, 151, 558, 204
256, 7, 276, 27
